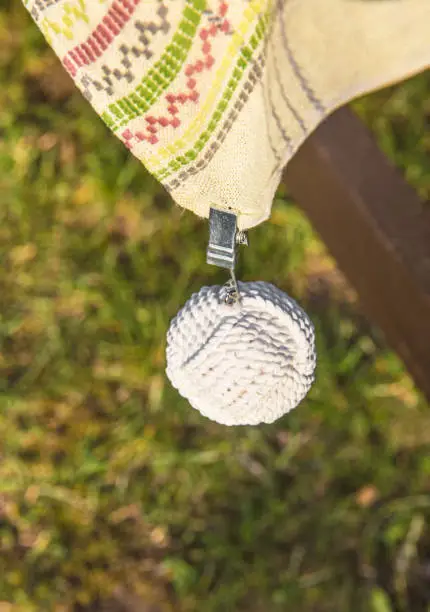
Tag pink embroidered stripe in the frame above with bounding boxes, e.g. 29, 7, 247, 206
62, 0, 141, 77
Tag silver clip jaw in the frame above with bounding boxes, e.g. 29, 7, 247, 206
206, 208, 237, 270
206, 208, 248, 304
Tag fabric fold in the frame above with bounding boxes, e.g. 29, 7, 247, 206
24, 0, 430, 229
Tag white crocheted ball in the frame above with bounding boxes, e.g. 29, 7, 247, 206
166, 281, 316, 426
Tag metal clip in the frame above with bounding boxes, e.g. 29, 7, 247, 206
206, 208, 248, 304
206, 208, 237, 270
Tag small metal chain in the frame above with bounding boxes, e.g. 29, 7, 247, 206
224, 269, 240, 305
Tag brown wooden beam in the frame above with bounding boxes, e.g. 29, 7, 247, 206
283, 106, 430, 401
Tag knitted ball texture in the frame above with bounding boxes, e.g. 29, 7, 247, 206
166, 281, 316, 426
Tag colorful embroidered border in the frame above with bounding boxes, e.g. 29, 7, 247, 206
102, 0, 205, 131
25, 0, 271, 188
153, 10, 269, 181
62, 0, 142, 78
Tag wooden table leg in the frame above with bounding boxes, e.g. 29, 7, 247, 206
284, 107, 430, 401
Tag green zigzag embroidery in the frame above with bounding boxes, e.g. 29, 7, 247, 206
154, 11, 269, 182
102, 0, 206, 131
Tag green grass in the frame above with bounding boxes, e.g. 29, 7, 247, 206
1, 3, 430, 611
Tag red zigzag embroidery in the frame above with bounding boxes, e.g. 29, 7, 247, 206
122, 1, 230, 148
62, 0, 141, 78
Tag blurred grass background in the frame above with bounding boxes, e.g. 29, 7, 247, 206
1, 2, 430, 611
